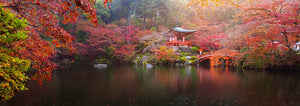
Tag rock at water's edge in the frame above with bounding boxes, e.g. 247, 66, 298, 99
146, 63, 153, 69
93, 64, 107, 69
185, 56, 191, 60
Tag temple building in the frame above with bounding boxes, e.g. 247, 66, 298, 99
166, 27, 196, 47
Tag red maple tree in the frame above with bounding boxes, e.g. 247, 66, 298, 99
0, 0, 106, 84
181, 19, 228, 51
85, 24, 139, 61
234, 0, 300, 68
240, 0, 299, 48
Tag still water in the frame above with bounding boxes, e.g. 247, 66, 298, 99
3, 64, 300, 105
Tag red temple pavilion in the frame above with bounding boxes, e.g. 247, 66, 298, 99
166, 27, 196, 47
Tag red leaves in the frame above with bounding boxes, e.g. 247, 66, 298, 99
113, 44, 137, 58
231, 0, 300, 68
180, 18, 228, 51
191, 32, 227, 51
14, 34, 57, 84
153, 46, 178, 62
103, 0, 113, 9
240, 0, 299, 49
0, 0, 101, 84
104, 0, 108, 7
83, 24, 139, 61
87, 26, 116, 52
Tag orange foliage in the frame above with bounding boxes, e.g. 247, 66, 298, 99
187, 0, 239, 17
153, 46, 179, 63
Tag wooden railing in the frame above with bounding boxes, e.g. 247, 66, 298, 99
166, 41, 191, 47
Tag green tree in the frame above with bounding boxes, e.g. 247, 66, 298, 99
95, 0, 112, 24
0, 6, 31, 101
191, 47, 199, 53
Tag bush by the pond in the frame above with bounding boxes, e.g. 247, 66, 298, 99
235, 47, 300, 69
191, 47, 199, 53
133, 53, 159, 65
155, 46, 179, 64
180, 52, 191, 57
191, 56, 197, 60
179, 56, 188, 63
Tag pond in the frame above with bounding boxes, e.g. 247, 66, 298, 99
2, 64, 300, 105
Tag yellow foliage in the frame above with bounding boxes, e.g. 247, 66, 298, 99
0, 53, 30, 101
0, 6, 30, 101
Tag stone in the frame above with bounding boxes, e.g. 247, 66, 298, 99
185, 56, 191, 60
93, 64, 107, 69
146, 63, 153, 69
139, 55, 149, 65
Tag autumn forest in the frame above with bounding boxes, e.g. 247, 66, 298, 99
0, 0, 300, 105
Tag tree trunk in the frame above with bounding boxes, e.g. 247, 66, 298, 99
155, 15, 157, 31
98, 2, 101, 8
143, 17, 146, 30
284, 33, 290, 49
150, 17, 153, 29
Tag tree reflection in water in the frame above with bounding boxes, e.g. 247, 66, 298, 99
3, 65, 300, 105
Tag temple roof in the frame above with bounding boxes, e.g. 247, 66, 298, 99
168, 27, 197, 36
171, 27, 197, 33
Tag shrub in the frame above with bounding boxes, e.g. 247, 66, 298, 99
191, 47, 199, 53
191, 56, 197, 60
155, 46, 179, 63
179, 57, 187, 63
180, 52, 191, 57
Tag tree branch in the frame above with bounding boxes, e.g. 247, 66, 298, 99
2, 2, 40, 8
